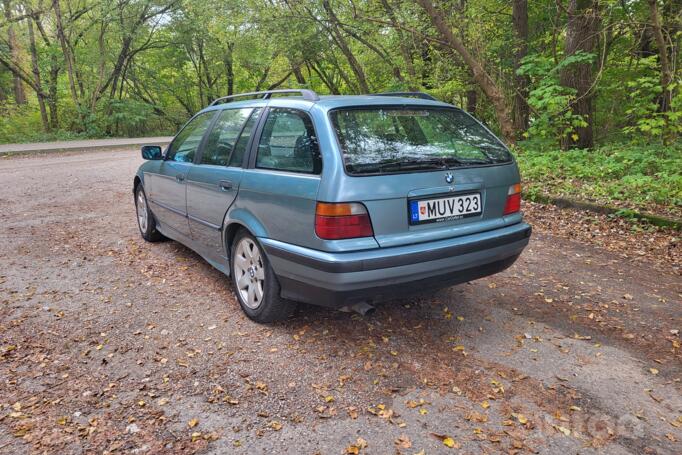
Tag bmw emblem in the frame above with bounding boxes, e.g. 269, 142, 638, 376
444, 172, 454, 184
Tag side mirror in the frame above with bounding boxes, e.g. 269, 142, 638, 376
141, 145, 163, 160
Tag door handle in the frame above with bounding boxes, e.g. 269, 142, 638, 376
176, 174, 185, 183
218, 180, 233, 191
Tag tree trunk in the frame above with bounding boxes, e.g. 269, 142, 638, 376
466, 71, 477, 114
292, 63, 306, 85
512, 0, 530, 135
27, 17, 49, 131
559, 0, 599, 149
415, 0, 515, 143
53, 0, 80, 114
224, 42, 234, 96
32, 12, 60, 129
322, 0, 370, 93
308, 61, 340, 94
47, 56, 60, 130
647, 0, 673, 112
380, 0, 418, 89
3, 0, 27, 105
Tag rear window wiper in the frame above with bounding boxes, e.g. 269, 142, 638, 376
380, 158, 448, 171
348, 157, 470, 174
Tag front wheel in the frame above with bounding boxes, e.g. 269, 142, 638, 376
230, 230, 296, 323
135, 185, 165, 242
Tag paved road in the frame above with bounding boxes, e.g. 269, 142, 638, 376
0, 150, 680, 454
0, 137, 172, 155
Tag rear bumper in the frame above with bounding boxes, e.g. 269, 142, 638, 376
260, 222, 531, 308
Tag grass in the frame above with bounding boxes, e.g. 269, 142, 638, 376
515, 142, 682, 219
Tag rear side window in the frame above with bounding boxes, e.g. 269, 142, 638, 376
201, 108, 253, 166
166, 112, 215, 163
229, 108, 261, 167
256, 108, 321, 174
330, 107, 512, 175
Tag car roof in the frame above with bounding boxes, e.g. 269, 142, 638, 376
311, 95, 453, 110
197, 94, 454, 115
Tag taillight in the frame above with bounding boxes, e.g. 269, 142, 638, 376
315, 202, 374, 240
503, 183, 522, 215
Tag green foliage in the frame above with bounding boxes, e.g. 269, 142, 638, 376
516, 142, 682, 217
517, 51, 594, 146
621, 57, 681, 142
101, 99, 160, 137
0, 104, 87, 143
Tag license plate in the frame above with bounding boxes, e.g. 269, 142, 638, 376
409, 193, 481, 224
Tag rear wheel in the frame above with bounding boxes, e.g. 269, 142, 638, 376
135, 185, 165, 242
230, 230, 296, 323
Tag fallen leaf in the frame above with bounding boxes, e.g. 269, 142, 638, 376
443, 437, 459, 448
188, 418, 199, 428
465, 411, 488, 423
269, 421, 282, 431
395, 434, 412, 448
553, 425, 571, 436
431, 433, 460, 448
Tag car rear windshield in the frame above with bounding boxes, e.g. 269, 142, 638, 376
330, 107, 512, 175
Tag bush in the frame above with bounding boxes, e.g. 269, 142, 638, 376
516, 142, 682, 217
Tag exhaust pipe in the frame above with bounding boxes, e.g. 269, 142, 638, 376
349, 301, 375, 316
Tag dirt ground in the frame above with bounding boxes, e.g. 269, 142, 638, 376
0, 149, 680, 455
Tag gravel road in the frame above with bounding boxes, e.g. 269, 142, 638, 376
0, 149, 680, 454
0, 137, 172, 155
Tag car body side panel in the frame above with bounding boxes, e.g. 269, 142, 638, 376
231, 169, 321, 248
146, 160, 192, 237
186, 165, 243, 263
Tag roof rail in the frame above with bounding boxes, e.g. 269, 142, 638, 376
210, 89, 320, 106
371, 91, 437, 101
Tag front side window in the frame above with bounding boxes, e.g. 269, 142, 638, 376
201, 108, 254, 166
166, 112, 215, 163
256, 108, 321, 174
330, 107, 512, 175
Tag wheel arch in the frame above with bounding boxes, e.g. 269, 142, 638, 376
223, 209, 269, 261
133, 175, 142, 194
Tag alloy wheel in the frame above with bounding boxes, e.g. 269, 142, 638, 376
233, 237, 265, 309
137, 190, 148, 233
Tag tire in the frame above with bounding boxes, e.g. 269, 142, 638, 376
230, 230, 296, 323
135, 185, 165, 242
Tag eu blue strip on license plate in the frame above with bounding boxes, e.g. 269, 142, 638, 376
409, 200, 420, 223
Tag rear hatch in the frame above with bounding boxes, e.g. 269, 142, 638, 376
328, 106, 520, 248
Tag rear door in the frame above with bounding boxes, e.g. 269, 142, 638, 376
186, 108, 261, 260
236, 107, 322, 247
327, 106, 520, 248
148, 111, 215, 238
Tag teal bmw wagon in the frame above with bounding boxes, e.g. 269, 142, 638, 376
133, 90, 531, 322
